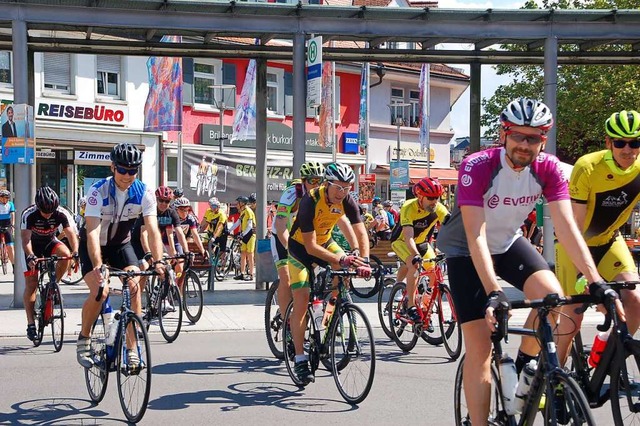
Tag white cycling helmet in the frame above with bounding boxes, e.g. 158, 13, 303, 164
173, 197, 191, 208
500, 98, 553, 132
324, 162, 355, 184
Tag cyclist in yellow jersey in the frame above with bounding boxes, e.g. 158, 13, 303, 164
391, 177, 450, 323
229, 196, 256, 281
287, 162, 371, 385
556, 109, 640, 362
200, 197, 229, 253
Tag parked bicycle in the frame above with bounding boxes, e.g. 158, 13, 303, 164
0, 226, 10, 274
282, 267, 376, 404
568, 281, 640, 425
31, 255, 74, 351
387, 253, 461, 359
84, 266, 156, 424
164, 252, 203, 323
454, 293, 596, 425
143, 261, 183, 343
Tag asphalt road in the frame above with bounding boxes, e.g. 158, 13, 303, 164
0, 327, 619, 425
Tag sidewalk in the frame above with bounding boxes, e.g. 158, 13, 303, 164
0, 267, 608, 339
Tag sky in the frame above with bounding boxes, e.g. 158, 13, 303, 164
437, 0, 533, 141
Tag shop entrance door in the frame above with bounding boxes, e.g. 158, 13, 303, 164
77, 164, 111, 197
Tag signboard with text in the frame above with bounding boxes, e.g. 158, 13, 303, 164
390, 160, 410, 190
306, 36, 322, 108
1, 104, 35, 164
36, 99, 129, 126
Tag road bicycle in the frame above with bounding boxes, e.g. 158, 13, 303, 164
454, 293, 595, 425
377, 252, 402, 339
84, 266, 156, 423
567, 281, 640, 425
143, 261, 183, 343
282, 267, 376, 404
163, 252, 203, 323
387, 253, 461, 359
31, 255, 74, 351
0, 226, 11, 274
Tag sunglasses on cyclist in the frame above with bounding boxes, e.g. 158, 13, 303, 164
612, 138, 640, 149
327, 181, 352, 194
505, 130, 547, 145
157, 198, 171, 204
306, 177, 323, 185
425, 196, 439, 201
115, 165, 139, 176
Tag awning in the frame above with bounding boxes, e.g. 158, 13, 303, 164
373, 165, 458, 185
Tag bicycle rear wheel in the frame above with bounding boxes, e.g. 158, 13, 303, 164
438, 284, 461, 360
610, 339, 640, 425
349, 255, 384, 299
454, 354, 508, 425
33, 280, 45, 347
330, 303, 376, 405
49, 283, 65, 352
543, 371, 595, 425
264, 279, 284, 360
183, 269, 203, 323
0, 242, 7, 275
282, 303, 317, 387
116, 313, 152, 423
85, 315, 109, 403
377, 277, 396, 339
159, 284, 183, 343
388, 282, 419, 352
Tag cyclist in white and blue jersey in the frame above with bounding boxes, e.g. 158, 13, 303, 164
76, 143, 166, 369
0, 189, 15, 267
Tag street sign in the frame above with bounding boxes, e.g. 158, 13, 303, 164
306, 36, 322, 108
390, 160, 410, 190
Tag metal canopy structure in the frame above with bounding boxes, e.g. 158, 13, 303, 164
0, 1, 639, 64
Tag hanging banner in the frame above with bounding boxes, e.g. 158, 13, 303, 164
143, 35, 183, 132
182, 149, 294, 203
231, 59, 257, 143
357, 64, 368, 148
358, 174, 376, 204
318, 61, 334, 149
390, 160, 410, 190
418, 63, 428, 152
1, 104, 35, 165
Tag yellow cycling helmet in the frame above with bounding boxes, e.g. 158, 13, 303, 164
605, 110, 640, 139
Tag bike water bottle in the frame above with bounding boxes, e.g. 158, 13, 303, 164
103, 297, 113, 340
499, 353, 519, 415
311, 297, 325, 331
588, 331, 610, 368
514, 359, 538, 413
106, 312, 120, 347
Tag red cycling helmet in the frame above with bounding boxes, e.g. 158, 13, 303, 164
413, 177, 443, 198
155, 186, 173, 200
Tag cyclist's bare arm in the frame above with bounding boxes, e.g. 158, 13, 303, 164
402, 226, 420, 258
351, 222, 370, 259
10, 211, 14, 229
20, 228, 34, 259
174, 225, 190, 253
140, 226, 152, 255
84, 216, 106, 285
213, 221, 225, 239
165, 227, 177, 257
198, 217, 210, 233
274, 216, 289, 248
336, 215, 358, 252
191, 229, 206, 255
143, 215, 164, 264
63, 224, 79, 253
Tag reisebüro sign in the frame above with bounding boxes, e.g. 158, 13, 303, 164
36, 99, 129, 126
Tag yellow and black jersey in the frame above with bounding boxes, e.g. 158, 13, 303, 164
203, 209, 228, 234
390, 198, 449, 244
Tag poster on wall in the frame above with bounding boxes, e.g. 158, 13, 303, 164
1, 104, 35, 164
390, 160, 410, 190
358, 174, 376, 204
182, 149, 294, 203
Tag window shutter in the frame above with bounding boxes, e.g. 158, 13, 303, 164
284, 71, 293, 116
43, 52, 70, 87
97, 55, 120, 73
182, 58, 194, 105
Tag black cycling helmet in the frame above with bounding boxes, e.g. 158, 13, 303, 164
173, 187, 184, 198
35, 186, 60, 214
236, 196, 249, 204
248, 193, 257, 203
111, 143, 143, 167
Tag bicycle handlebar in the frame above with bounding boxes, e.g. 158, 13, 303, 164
94, 265, 159, 301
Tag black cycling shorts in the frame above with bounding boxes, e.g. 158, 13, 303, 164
25, 238, 65, 264
79, 239, 139, 277
447, 236, 550, 324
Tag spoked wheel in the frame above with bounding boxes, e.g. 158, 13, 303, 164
116, 313, 152, 424
182, 269, 203, 323
377, 277, 396, 339
609, 340, 640, 426
0, 243, 7, 275
438, 284, 461, 360
454, 354, 507, 426
543, 372, 595, 425
159, 284, 183, 343
349, 255, 384, 299
388, 282, 419, 352
85, 315, 109, 403
418, 283, 444, 346
49, 283, 65, 352
61, 260, 83, 285
264, 279, 284, 360
330, 303, 376, 405
33, 283, 45, 347
282, 303, 317, 387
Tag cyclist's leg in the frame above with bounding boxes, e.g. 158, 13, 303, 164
246, 235, 256, 279
555, 241, 585, 364
392, 240, 420, 311
49, 238, 72, 282
238, 240, 248, 278
604, 238, 640, 333
272, 235, 292, 316
5, 230, 15, 265
109, 243, 143, 350
448, 255, 494, 426
23, 240, 46, 328
174, 242, 185, 292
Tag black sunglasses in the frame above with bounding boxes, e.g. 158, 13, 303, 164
612, 139, 640, 149
115, 165, 139, 176
426, 196, 439, 201
505, 130, 547, 145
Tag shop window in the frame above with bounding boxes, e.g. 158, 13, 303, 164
194, 59, 222, 107
409, 90, 420, 128
96, 55, 121, 98
43, 52, 71, 94
0, 52, 11, 86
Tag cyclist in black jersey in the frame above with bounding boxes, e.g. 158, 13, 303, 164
21, 186, 78, 342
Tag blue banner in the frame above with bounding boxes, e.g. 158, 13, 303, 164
390, 160, 410, 190
357, 64, 368, 147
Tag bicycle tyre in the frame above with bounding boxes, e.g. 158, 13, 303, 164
282, 302, 317, 387
142, 277, 157, 331
0, 241, 6, 275
610, 338, 640, 425
49, 283, 65, 352
159, 284, 183, 343
543, 371, 595, 425
438, 284, 461, 361
264, 279, 285, 360
330, 303, 376, 405
61, 259, 84, 285
388, 282, 419, 352
183, 269, 203, 323
419, 288, 445, 346
377, 277, 396, 339
33, 280, 45, 347
349, 255, 384, 299
85, 315, 109, 403
116, 313, 152, 424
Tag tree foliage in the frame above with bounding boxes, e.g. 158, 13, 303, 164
481, 0, 640, 163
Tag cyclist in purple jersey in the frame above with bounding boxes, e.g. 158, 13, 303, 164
438, 98, 619, 426
174, 197, 206, 257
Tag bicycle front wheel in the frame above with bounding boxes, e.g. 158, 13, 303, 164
264, 279, 284, 360
159, 284, 183, 343
61, 260, 83, 285
349, 255, 384, 299
183, 269, 203, 323
85, 315, 109, 403
610, 339, 640, 425
0, 242, 7, 275
33, 279, 45, 347
542, 371, 595, 425
438, 285, 461, 360
116, 313, 152, 423
330, 303, 376, 405
377, 277, 396, 339
49, 283, 65, 352
388, 282, 419, 352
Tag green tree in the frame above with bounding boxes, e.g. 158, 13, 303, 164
481, 0, 640, 163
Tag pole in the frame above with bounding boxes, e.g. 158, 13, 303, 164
255, 58, 268, 289
396, 115, 401, 163
365, 61, 370, 174
292, 33, 306, 176
332, 60, 337, 163
219, 105, 224, 154
177, 131, 183, 189
425, 64, 431, 177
